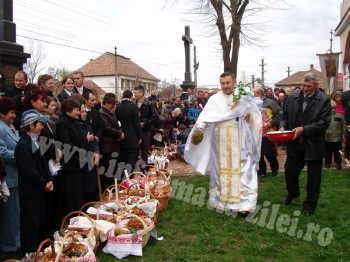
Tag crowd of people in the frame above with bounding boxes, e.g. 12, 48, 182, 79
0, 70, 208, 255
0, 69, 348, 256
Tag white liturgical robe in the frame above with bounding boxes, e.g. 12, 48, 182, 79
184, 91, 262, 212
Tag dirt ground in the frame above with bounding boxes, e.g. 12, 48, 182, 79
170, 145, 345, 176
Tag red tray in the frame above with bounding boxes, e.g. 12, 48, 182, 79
266, 131, 295, 142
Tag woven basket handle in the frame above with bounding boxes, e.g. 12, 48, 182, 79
60, 210, 94, 230
147, 169, 169, 182
103, 184, 116, 201
126, 182, 146, 198
35, 238, 56, 262
128, 171, 146, 180
79, 201, 115, 220
57, 232, 85, 259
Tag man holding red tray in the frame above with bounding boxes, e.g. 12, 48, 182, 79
279, 73, 331, 215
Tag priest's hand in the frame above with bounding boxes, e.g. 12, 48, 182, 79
191, 127, 204, 145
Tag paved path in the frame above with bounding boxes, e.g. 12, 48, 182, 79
171, 146, 290, 176
171, 145, 346, 176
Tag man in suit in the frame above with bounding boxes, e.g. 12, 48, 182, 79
4, 70, 28, 98
73, 71, 91, 95
83, 92, 105, 141
280, 73, 331, 215
277, 93, 286, 111
133, 85, 158, 164
116, 90, 142, 171
99, 93, 124, 188
265, 87, 278, 102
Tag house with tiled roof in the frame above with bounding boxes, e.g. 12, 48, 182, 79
78, 52, 159, 97
274, 64, 343, 91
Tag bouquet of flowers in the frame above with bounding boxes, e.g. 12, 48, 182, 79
233, 81, 254, 102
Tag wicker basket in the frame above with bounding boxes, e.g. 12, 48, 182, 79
79, 201, 117, 223
147, 170, 171, 211
60, 211, 99, 253
152, 193, 170, 212
115, 214, 154, 248
56, 232, 96, 261
34, 239, 57, 262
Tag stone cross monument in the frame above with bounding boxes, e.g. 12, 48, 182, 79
180, 25, 195, 93
0, 0, 30, 95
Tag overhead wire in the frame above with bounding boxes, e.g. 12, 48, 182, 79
14, 0, 185, 71
15, 0, 170, 49
17, 35, 183, 69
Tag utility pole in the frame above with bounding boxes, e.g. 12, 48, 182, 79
114, 46, 118, 99
251, 75, 255, 88
286, 66, 292, 77
193, 45, 199, 95
259, 58, 266, 88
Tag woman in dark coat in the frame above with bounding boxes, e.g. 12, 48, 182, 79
56, 99, 87, 220
79, 103, 99, 203
40, 96, 60, 230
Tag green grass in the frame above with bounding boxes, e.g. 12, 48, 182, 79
2, 169, 350, 261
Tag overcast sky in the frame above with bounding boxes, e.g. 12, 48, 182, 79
13, 0, 342, 87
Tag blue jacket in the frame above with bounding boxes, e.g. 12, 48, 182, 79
0, 120, 19, 188
188, 106, 201, 122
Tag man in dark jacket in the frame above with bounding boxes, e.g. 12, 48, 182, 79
147, 89, 159, 103
99, 93, 124, 189
279, 73, 331, 215
73, 71, 91, 95
133, 85, 158, 164
4, 71, 27, 98
116, 90, 142, 171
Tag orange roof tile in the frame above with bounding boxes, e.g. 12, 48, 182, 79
275, 65, 325, 89
78, 52, 158, 82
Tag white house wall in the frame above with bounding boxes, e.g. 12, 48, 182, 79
85, 75, 158, 97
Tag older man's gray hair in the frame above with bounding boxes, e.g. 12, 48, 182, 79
303, 73, 319, 86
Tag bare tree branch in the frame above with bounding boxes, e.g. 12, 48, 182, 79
164, 0, 291, 76
24, 41, 46, 83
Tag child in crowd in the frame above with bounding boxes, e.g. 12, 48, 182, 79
14, 109, 53, 255
325, 100, 346, 169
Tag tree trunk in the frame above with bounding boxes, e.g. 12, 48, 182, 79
210, 0, 249, 78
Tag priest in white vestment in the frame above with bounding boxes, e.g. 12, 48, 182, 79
184, 72, 262, 213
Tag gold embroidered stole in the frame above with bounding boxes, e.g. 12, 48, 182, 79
217, 121, 241, 203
